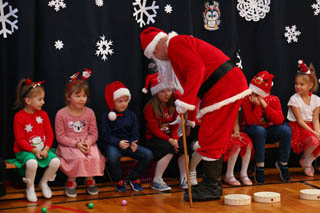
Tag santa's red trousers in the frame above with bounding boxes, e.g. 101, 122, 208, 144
198, 100, 243, 160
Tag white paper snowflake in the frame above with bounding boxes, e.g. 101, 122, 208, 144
95, 35, 114, 61
132, 0, 159, 28
164, 4, 173, 14
48, 0, 66, 12
0, 0, 18, 38
54, 40, 64, 50
237, 0, 270, 22
36, 116, 43, 124
25, 124, 33, 133
312, 0, 320, 16
284, 25, 301, 43
236, 52, 243, 70
95, 0, 104, 7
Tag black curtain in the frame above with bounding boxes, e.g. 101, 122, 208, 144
1, 0, 320, 158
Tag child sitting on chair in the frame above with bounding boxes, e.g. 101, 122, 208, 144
101, 81, 153, 192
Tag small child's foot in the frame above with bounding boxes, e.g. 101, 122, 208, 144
115, 180, 126, 192
190, 170, 198, 186
240, 176, 253, 186
86, 179, 99, 195
39, 181, 52, 198
26, 185, 37, 202
129, 179, 143, 191
254, 166, 265, 184
65, 181, 77, 198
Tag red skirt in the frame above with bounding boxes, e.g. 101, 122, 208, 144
223, 132, 254, 161
289, 122, 320, 157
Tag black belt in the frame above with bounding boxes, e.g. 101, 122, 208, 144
197, 59, 235, 99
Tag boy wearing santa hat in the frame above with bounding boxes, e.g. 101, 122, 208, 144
242, 71, 292, 184
101, 81, 153, 192
140, 27, 251, 201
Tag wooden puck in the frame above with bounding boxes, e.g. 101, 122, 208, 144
300, 189, 320, 200
224, 194, 251, 205
253, 191, 280, 203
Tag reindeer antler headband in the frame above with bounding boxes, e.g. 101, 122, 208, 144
22, 78, 45, 97
66, 68, 92, 92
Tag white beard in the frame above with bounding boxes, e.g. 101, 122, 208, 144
153, 58, 184, 94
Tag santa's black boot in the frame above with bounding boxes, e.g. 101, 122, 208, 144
184, 157, 223, 202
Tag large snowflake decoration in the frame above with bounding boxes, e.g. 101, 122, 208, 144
132, 0, 159, 28
0, 0, 18, 39
54, 40, 64, 50
312, 0, 320, 16
164, 4, 173, 14
236, 51, 243, 70
48, 0, 66, 12
237, 0, 270, 22
95, 35, 114, 61
95, 0, 104, 7
284, 25, 301, 43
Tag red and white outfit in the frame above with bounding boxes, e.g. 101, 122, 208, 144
287, 93, 320, 157
224, 132, 253, 161
140, 27, 250, 160
14, 110, 53, 153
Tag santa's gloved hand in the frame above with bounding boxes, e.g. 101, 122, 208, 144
186, 120, 196, 128
169, 116, 181, 125
176, 104, 188, 114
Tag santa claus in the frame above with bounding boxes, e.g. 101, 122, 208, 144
140, 27, 251, 201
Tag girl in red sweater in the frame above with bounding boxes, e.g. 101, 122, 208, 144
143, 73, 187, 191
11, 78, 60, 202
242, 71, 292, 184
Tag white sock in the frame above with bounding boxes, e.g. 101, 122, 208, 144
39, 158, 60, 198
190, 151, 202, 172
153, 154, 173, 182
225, 147, 240, 178
178, 155, 187, 182
24, 159, 38, 202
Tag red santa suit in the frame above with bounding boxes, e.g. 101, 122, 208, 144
141, 28, 250, 160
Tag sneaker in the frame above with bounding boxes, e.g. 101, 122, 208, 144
190, 170, 198, 186
86, 179, 99, 195
115, 180, 126, 192
275, 161, 290, 182
180, 177, 188, 189
129, 179, 143, 191
65, 181, 77, 198
151, 179, 172, 191
254, 166, 265, 184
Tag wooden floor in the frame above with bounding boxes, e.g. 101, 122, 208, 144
1, 168, 320, 212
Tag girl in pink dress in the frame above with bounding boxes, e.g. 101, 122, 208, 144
55, 70, 105, 197
287, 60, 320, 177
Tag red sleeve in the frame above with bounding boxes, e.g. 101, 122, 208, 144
42, 111, 54, 148
144, 104, 170, 141
264, 96, 284, 125
241, 96, 262, 126
168, 37, 206, 107
13, 113, 34, 152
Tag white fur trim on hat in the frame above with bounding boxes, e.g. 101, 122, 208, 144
113, 88, 131, 101
108, 112, 117, 121
150, 82, 174, 95
142, 88, 148, 94
249, 84, 269, 98
166, 31, 178, 47
144, 32, 167, 59
175, 99, 196, 111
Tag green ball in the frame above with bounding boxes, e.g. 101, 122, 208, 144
41, 207, 47, 213
88, 202, 94, 209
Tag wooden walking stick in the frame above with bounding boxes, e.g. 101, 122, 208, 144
180, 113, 193, 207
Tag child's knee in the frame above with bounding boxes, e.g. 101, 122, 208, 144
26, 159, 38, 170
49, 158, 60, 168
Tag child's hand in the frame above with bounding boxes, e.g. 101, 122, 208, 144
131, 140, 138, 152
249, 95, 260, 105
169, 138, 179, 153
83, 142, 90, 154
32, 148, 42, 160
76, 141, 89, 155
119, 140, 130, 150
40, 149, 48, 159
258, 97, 267, 108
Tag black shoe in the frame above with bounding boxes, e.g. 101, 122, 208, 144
254, 166, 265, 184
0, 184, 6, 197
183, 178, 222, 202
275, 161, 290, 182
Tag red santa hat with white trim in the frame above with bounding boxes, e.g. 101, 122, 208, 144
142, 72, 174, 95
140, 27, 168, 59
105, 81, 131, 121
249, 70, 274, 98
